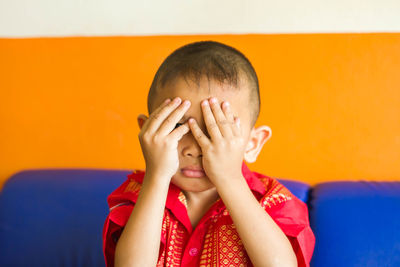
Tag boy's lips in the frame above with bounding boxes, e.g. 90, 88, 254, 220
181, 166, 206, 178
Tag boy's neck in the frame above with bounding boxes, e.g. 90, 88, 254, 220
182, 187, 220, 207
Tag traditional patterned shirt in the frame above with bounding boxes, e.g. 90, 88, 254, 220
102, 162, 315, 266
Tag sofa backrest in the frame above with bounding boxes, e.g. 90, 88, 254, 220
308, 181, 400, 266
0, 169, 128, 267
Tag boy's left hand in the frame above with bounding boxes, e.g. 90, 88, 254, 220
188, 97, 246, 185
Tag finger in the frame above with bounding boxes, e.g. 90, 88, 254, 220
188, 118, 211, 148
201, 99, 223, 140
146, 97, 183, 134
157, 100, 191, 136
140, 98, 171, 132
168, 121, 191, 142
222, 101, 240, 136
209, 97, 233, 138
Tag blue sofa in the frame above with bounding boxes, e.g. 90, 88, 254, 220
0, 169, 399, 266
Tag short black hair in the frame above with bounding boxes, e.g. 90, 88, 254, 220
147, 40, 260, 128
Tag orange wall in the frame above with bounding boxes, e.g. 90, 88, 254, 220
1, 34, 399, 189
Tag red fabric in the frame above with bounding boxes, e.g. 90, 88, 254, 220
102, 162, 315, 266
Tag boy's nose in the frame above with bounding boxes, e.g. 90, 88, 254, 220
182, 135, 202, 158
185, 149, 202, 158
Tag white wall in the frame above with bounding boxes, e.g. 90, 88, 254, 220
1, 0, 400, 37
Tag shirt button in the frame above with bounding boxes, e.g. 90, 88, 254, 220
189, 247, 198, 256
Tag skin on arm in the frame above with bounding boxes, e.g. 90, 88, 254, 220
114, 97, 191, 267
187, 97, 297, 267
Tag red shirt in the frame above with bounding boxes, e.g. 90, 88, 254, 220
102, 162, 315, 266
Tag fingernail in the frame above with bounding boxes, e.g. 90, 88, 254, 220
209, 97, 217, 103
165, 98, 171, 103
183, 100, 191, 107
202, 100, 209, 106
188, 118, 195, 123
174, 97, 181, 104
223, 101, 229, 108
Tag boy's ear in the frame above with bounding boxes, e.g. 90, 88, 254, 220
137, 114, 148, 129
244, 125, 272, 163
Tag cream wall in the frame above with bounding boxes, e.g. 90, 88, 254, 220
1, 0, 400, 37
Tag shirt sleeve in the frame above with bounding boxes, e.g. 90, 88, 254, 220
102, 203, 135, 267
263, 195, 316, 267
102, 202, 171, 267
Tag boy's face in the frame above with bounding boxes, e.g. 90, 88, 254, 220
147, 75, 255, 193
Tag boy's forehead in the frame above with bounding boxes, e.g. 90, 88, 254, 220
154, 75, 249, 109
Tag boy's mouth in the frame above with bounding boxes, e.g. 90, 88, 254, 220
181, 166, 206, 178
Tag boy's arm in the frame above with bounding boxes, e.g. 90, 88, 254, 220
114, 173, 170, 267
115, 97, 191, 266
213, 176, 298, 267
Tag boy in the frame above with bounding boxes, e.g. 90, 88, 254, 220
102, 41, 315, 267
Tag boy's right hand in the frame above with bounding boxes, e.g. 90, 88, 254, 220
138, 97, 191, 183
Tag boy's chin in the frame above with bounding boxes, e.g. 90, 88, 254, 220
170, 174, 216, 193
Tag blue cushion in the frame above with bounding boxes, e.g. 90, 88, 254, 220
0, 169, 128, 267
276, 178, 311, 203
309, 181, 400, 267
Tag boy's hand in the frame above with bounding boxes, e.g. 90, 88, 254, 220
188, 97, 246, 185
138, 97, 191, 182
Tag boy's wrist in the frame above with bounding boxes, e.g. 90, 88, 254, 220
210, 168, 243, 183
143, 171, 172, 188
212, 172, 245, 190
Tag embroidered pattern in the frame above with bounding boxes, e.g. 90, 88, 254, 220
199, 223, 248, 266
259, 177, 293, 209
157, 211, 188, 266
123, 178, 142, 194
178, 191, 188, 208
157, 213, 169, 266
